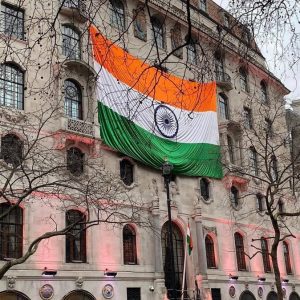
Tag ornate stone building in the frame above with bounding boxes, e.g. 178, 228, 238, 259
0, 1, 298, 300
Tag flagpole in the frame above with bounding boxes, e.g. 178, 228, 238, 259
181, 227, 188, 300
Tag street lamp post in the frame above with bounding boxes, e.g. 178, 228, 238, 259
162, 160, 176, 300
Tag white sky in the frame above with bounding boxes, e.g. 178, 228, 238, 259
214, 0, 300, 101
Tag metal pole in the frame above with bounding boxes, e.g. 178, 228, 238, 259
165, 175, 176, 300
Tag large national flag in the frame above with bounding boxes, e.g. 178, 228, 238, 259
90, 26, 222, 178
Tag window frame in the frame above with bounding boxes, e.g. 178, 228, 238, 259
110, 0, 125, 31
234, 232, 247, 271
230, 186, 239, 208
219, 93, 229, 120
65, 210, 86, 263
243, 107, 252, 129
200, 178, 210, 201
260, 81, 268, 104
120, 158, 134, 186
205, 234, 216, 268
0, 203, 23, 260
283, 241, 292, 275
0, 2, 25, 40
227, 135, 235, 164
239, 67, 249, 93
249, 147, 259, 176
0, 63, 24, 110
64, 79, 83, 120
0, 134, 23, 166
151, 16, 165, 49
67, 147, 84, 176
123, 224, 137, 265
199, 0, 207, 12
62, 25, 81, 60
186, 40, 197, 65
256, 194, 265, 212
261, 237, 272, 273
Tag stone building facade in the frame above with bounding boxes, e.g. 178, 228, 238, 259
0, 0, 298, 300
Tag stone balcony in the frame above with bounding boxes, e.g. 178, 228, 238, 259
215, 71, 233, 91
59, 0, 88, 22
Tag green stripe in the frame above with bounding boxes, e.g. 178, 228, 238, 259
98, 102, 223, 178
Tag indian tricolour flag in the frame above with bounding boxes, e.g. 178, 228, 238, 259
90, 26, 222, 178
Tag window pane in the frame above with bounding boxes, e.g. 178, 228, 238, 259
64, 80, 82, 119
62, 26, 81, 59
110, 0, 125, 30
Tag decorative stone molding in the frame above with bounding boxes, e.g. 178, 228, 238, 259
258, 287, 263, 298
6, 276, 16, 289
203, 226, 217, 236
245, 282, 249, 290
39, 284, 54, 300
75, 277, 84, 289
229, 285, 236, 298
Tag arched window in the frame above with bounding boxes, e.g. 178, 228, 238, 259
186, 38, 197, 65
63, 290, 96, 300
200, 178, 210, 201
260, 81, 268, 104
230, 186, 239, 207
151, 17, 165, 49
283, 241, 292, 274
0, 63, 24, 109
261, 237, 271, 272
67, 147, 84, 176
239, 67, 248, 92
267, 291, 278, 300
123, 224, 137, 264
240, 291, 256, 300
0, 203, 23, 260
120, 159, 134, 186
110, 0, 125, 30
289, 292, 300, 300
249, 147, 258, 176
66, 210, 86, 263
227, 135, 234, 163
205, 235, 216, 268
256, 194, 265, 212
219, 94, 229, 120
62, 25, 81, 59
0, 290, 30, 300
0, 134, 23, 166
64, 79, 82, 119
234, 232, 246, 271
161, 221, 184, 299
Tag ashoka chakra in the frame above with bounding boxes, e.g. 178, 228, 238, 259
154, 105, 179, 138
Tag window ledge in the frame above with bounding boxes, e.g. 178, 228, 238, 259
0, 33, 27, 45
120, 180, 138, 190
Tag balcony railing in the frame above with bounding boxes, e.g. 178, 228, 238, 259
60, 0, 88, 22
67, 118, 94, 137
215, 71, 233, 91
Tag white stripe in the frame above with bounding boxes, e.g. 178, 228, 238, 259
95, 62, 219, 145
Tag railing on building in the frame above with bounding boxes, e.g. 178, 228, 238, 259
215, 71, 233, 91
60, 0, 88, 22
67, 118, 94, 137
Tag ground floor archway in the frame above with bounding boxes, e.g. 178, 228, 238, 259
240, 291, 256, 300
289, 292, 300, 300
0, 290, 30, 300
267, 291, 278, 300
62, 290, 96, 300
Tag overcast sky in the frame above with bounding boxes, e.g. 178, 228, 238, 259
214, 0, 300, 101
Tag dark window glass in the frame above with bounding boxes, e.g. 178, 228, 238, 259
256, 194, 264, 212
239, 68, 248, 92
215, 53, 224, 80
267, 292, 278, 300
0, 63, 24, 110
127, 288, 141, 300
62, 25, 81, 59
186, 38, 197, 65
66, 210, 86, 263
67, 147, 84, 176
261, 81, 268, 104
249, 147, 258, 176
227, 135, 234, 164
64, 80, 82, 119
211, 289, 221, 300
270, 155, 278, 181
261, 238, 271, 273
120, 159, 134, 186
219, 94, 229, 120
0, 134, 23, 166
224, 14, 230, 28
0, 291, 30, 300
234, 232, 247, 271
205, 235, 216, 268
110, 0, 125, 30
230, 186, 239, 207
161, 221, 184, 299
123, 224, 137, 264
0, 203, 23, 259
200, 178, 210, 201
199, 0, 207, 11
265, 118, 273, 137
63, 290, 95, 300
244, 107, 252, 129
283, 241, 292, 274
0, 3, 24, 39
278, 200, 284, 214
151, 17, 164, 49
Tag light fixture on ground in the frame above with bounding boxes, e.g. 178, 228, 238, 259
104, 269, 117, 277
42, 267, 57, 276
162, 159, 176, 300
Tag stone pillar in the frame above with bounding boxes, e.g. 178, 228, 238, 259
194, 203, 207, 277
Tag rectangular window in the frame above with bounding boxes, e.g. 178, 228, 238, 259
244, 107, 252, 129
265, 118, 273, 137
211, 289, 221, 300
199, 0, 207, 12
0, 3, 24, 40
127, 288, 141, 300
